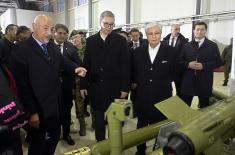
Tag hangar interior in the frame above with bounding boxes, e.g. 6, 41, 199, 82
0, 0, 234, 155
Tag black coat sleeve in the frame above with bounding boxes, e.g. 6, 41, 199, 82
10, 44, 38, 115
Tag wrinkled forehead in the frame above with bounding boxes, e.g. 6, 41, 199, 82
101, 16, 115, 23
146, 26, 161, 33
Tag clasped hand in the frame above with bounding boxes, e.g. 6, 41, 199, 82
188, 61, 203, 70
75, 67, 87, 77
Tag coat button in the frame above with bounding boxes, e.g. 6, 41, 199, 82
149, 79, 152, 82
100, 79, 103, 82
150, 67, 153, 70
100, 68, 103, 71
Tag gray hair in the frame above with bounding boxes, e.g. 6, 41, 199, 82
145, 22, 162, 35
99, 10, 115, 23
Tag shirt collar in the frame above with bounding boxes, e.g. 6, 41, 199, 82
133, 41, 140, 44
54, 40, 64, 46
32, 34, 45, 47
149, 42, 161, 51
195, 37, 205, 43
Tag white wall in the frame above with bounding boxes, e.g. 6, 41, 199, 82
97, 0, 126, 26
15, 9, 54, 29
131, 0, 197, 23
0, 9, 16, 32
50, 0, 234, 43
54, 12, 65, 25
210, 0, 235, 12
0, 8, 54, 32
208, 20, 233, 51
74, 5, 89, 30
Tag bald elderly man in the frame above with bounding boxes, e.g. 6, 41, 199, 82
10, 15, 86, 155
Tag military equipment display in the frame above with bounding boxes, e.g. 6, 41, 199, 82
155, 96, 235, 155
63, 91, 233, 155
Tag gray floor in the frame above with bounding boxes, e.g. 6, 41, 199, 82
22, 72, 229, 155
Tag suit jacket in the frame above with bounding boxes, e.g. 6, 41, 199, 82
80, 32, 130, 112
10, 35, 78, 121
60, 41, 80, 91
129, 38, 148, 49
132, 43, 176, 122
163, 33, 188, 52
180, 38, 223, 97
0, 37, 15, 68
163, 33, 188, 77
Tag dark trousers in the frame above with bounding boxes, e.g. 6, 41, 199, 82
136, 116, 160, 155
0, 130, 23, 155
93, 110, 106, 141
224, 65, 231, 83
174, 80, 182, 98
62, 89, 73, 137
27, 118, 61, 155
181, 94, 209, 108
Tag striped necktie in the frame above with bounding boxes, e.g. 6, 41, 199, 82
41, 44, 48, 56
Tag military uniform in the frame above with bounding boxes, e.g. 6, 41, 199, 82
221, 44, 232, 86
74, 47, 88, 136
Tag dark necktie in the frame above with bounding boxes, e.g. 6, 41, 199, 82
171, 37, 175, 47
41, 44, 48, 56
58, 44, 61, 50
197, 41, 200, 49
58, 44, 63, 53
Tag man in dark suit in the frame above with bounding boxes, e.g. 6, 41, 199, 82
129, 28, 148, 49
180, 21, 222, 108
163, 24, 188, 98
0, 24, 18, 68
10, 15, 86, 155
80, 10, 130, 141
132, 23, 176, 155
53, 24, 80, 145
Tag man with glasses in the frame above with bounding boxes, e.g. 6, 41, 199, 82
132, 23, 176, 155
80, 10, 130, 141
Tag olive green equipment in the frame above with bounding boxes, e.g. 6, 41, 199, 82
62, 99, 173, 155
152, 94, 235, 155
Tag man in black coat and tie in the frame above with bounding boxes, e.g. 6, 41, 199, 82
180, 21, 222, 108
10, 15, 86, 155
80, 10, 130, 141
163, 24, 188, 98
53, 24, 80, 145
132, 23, 176, 155
129, 28, 148, 49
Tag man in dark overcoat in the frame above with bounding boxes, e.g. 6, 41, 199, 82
163, 23, 188, 98
132, 23, 176, 155
10, 15, 86, 155
180, 21, 222, 108
80, 10, 130, 141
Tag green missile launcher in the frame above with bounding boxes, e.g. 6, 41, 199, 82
154, 96, 235, 155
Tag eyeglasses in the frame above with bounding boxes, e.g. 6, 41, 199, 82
147, 32, 161, 37
102, 22, 115, 28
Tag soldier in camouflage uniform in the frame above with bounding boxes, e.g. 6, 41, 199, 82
221, 38, 233, 86
69, 30, 88, 136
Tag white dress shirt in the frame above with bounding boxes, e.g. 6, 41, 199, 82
169, 36, 178, 47
149, 43, 161, 63
195, 37, 205, 48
